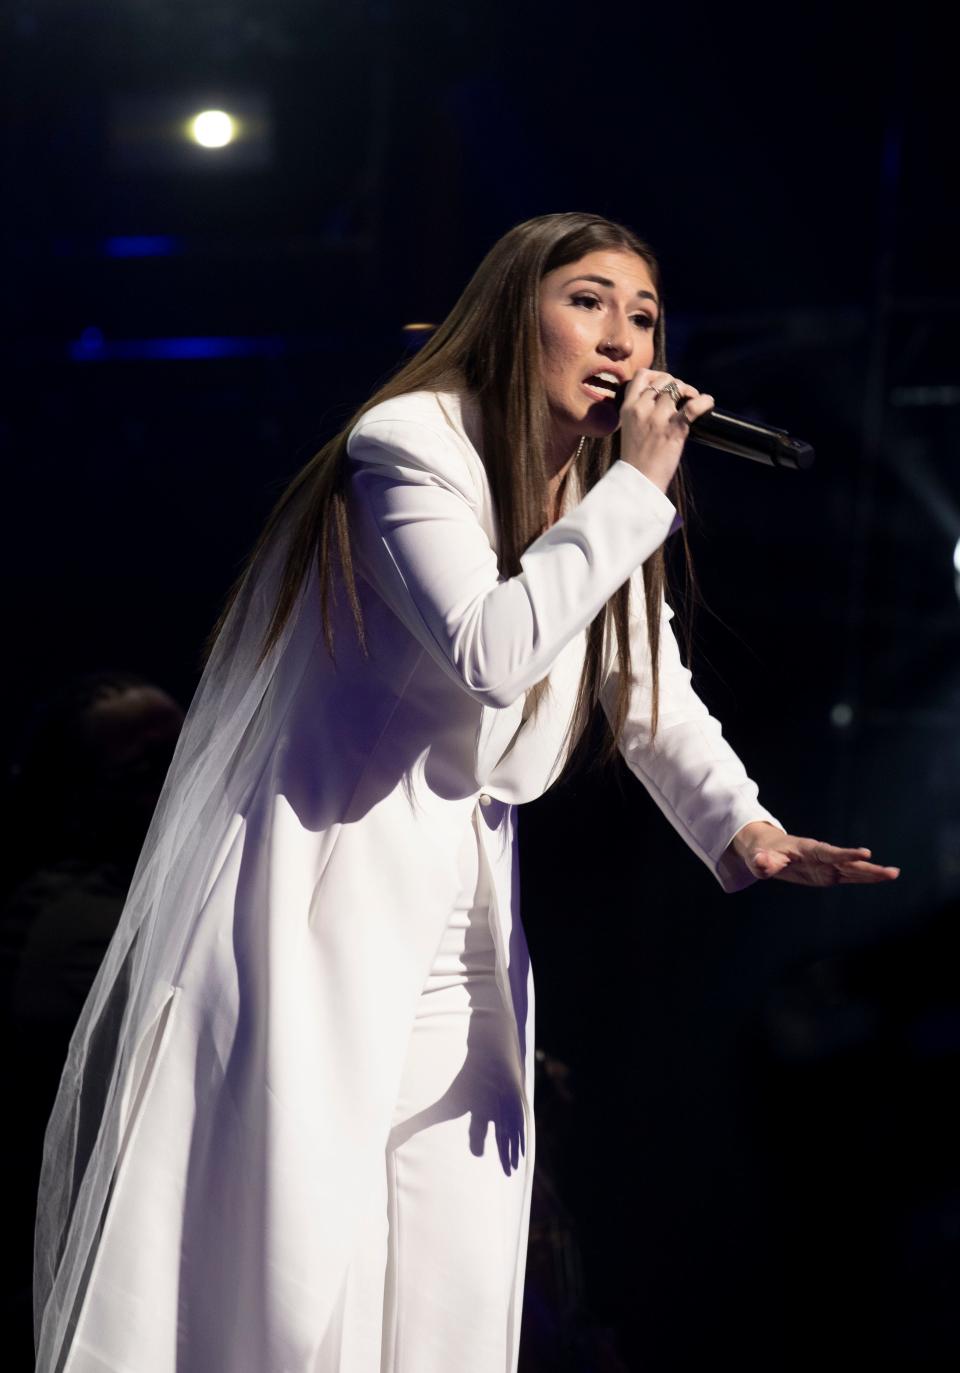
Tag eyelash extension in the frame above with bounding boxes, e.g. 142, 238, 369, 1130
570, 294, 655, 329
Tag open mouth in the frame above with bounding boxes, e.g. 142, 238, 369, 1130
582, 372, 624, 406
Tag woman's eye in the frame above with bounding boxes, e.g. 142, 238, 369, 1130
571, 294, 601, 309
632, 314, 656, 330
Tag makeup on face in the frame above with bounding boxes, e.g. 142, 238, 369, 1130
539, 251, 659, 423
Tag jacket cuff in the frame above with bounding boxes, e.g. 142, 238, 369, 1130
613, 460, 683, 536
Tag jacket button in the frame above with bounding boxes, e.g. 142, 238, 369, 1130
478, 793, 492, 807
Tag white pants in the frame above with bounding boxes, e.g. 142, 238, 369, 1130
314, 816, 530, 1372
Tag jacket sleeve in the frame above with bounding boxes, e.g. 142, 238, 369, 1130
346, 414, 680, 708
600, 578, 786, 893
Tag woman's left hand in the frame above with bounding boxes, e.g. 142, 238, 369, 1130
731, 821, 900, 886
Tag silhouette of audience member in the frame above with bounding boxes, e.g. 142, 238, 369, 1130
0, 669, 184, 1366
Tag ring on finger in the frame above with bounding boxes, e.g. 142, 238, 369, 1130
661, 381, 683, 403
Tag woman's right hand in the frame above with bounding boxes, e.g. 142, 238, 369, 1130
618, 369, 714, 494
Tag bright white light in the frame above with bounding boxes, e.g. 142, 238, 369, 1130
953, 538, 960, 575
189, 110, 236, 148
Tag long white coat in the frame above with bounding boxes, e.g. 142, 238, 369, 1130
49, 389, 782, 1373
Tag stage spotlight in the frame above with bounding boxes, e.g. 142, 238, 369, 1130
953, 538, 960, 577
109, 93, 270, 171
401, 323, 437, 351
189, 110, 236, 149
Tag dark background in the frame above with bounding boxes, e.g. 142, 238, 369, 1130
2, 1, 956, 1368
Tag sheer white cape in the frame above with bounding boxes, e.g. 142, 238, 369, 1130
33, 514, 311, 1370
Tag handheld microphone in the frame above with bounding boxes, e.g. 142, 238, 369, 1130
678, 400, 815, 470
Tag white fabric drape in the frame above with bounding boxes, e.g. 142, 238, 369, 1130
33, 512, 317, 1369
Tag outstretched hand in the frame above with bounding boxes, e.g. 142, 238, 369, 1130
732, 822, 900, 887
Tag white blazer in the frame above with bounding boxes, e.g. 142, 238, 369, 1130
47, 388, 782, 1373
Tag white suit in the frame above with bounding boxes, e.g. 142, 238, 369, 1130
36, 388, 782, 1373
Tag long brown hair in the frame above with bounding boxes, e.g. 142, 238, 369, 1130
207, 211, 699, 767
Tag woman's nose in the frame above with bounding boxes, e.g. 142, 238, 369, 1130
598, 316, 633, 358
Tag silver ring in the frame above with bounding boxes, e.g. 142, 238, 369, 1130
661, 381, 683, 403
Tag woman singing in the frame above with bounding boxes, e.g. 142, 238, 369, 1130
33, 211, 899, 1373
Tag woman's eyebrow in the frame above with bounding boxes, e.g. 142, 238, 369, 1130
561, 274, 659, 306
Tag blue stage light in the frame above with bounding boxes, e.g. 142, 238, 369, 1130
73, 327, 105, 358
68, 334, 289, 362
102, 236, 181, 258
